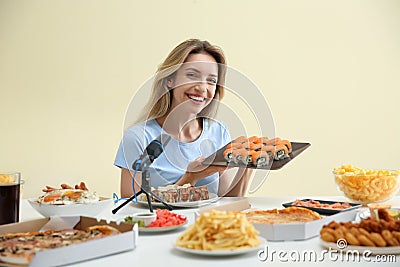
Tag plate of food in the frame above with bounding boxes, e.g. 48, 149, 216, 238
202, 136, 310, 170
124, 209, 188, 233
320, 209, 400, 254
174, 210, 264, 256
282, 199, 361, 215
134, 184, 220, 208
28, 182, 112, 217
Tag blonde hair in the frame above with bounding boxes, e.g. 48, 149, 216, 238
136, 39, 227, 123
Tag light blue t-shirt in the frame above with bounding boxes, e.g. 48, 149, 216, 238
114, 118, 230, 194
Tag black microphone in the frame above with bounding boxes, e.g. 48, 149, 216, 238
132, 134, 171, 171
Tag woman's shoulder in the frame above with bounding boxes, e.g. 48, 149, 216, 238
203, 118, 228, 131
123, 119, 162, 139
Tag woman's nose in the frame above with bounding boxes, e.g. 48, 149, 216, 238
195, 81, 208, 92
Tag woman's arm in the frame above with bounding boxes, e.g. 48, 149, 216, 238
120, 168, 142, 198
218, 168, 253, 197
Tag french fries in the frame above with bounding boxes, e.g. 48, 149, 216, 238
175, 210, 260, 251
334, 164, 400, 203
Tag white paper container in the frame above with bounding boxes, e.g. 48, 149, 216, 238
0, 216, 138, 267
252, 208, 358, 241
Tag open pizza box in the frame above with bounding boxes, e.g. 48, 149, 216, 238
0, 216, 138, 267
196, 198, 358, 241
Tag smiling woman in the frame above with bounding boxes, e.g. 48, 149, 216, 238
114, 39, 252, 198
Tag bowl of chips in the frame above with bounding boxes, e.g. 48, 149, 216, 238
333, 164, 400, 204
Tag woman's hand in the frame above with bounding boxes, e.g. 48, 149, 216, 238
176, 156, 229, 186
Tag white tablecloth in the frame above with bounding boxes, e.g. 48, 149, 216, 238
19, 196, 400, 266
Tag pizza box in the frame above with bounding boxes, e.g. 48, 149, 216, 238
196, 198, 358, 241
0, 216, 138, 267
251, 208, 358, 241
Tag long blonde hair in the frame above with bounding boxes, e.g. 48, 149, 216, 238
136, 39, 227, 123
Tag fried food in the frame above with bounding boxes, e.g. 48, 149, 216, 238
175, 210, 260, 251
333, 164, 400, 203
320, 208, 400, 247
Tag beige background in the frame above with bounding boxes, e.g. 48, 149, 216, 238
1, 0, 399, 199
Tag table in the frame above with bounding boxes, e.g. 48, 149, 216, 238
20, 196, 400, 266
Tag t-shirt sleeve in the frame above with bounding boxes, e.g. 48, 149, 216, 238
114, 128, 145, 170
221, 122, 231, 145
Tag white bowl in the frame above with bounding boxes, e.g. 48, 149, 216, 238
131, 212, 157, 226
28, 197, 113, 217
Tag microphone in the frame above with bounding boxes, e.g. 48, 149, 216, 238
112, 133, 173, 214
132, 134, 171, 171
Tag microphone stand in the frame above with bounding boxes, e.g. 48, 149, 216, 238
112, 163, 173, 214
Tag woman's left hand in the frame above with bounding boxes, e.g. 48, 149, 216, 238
176, 156, 229, 186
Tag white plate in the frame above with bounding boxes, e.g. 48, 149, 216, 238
139, 221, 188, 233
135, 193, 220, 208
320, 240, 400, 255
173, 237, 266, 256
28, 198, 113, 217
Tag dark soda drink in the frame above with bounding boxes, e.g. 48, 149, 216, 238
0, 183, 20, 225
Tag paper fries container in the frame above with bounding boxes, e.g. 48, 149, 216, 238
0, 216, 138, 267
250, 209, 358, 241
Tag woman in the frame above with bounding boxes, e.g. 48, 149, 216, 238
114, 39, 251, 198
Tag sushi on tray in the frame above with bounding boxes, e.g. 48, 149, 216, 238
223, 136, 292, 167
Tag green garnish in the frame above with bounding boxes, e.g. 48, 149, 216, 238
124, 216, 146, 227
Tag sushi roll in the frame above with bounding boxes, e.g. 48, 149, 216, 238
223, 148, 235, 162
265, 137, 281, 146
274, 144, 289, 160
260, 145, 275, 158
232, 148, 249, 164
226, 142, 243, 150
248, 135, 262, 144
260, 137, 269, 145
232, 135, 248, 144
249, 143, 263, 151
251, 150, 270, 167
276, 139, 292, 153
261, 145, 288, 160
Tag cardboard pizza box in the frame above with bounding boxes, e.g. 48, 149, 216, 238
0, 216, 138, 267
249, 209, 358, 241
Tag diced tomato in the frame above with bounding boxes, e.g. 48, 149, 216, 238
148, 209, 187, 228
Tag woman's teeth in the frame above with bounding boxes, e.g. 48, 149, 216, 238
188, 95, 205, 102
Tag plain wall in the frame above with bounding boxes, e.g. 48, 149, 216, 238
1, 0, 399, 198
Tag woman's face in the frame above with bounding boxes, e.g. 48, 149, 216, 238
168, 53, 218, 116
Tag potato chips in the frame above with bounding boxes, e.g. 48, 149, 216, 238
175, 210, 260, 251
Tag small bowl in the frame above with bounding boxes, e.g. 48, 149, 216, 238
131, 212, 157, 226
333, 166, 400, 204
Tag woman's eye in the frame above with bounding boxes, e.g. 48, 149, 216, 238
186, 72, 198, 79
208, 78, 217, 84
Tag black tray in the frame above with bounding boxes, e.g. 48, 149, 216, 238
282, 199, 361, 215
202, 141, 310, 170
